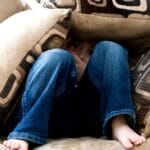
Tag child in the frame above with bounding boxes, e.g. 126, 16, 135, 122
3, 40, 145, 150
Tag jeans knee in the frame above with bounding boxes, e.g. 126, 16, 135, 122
40, 48, 73, 59
95, 40, 128, 58
37, 48, 74, 69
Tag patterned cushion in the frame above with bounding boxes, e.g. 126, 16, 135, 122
41, 0, 149, 14
43, 1, 150, 55
0, 8, 71, 127
70, 12, 150, 41
69, 1, 150, 41
131, 50, 150, 137
34, 137, 124, 150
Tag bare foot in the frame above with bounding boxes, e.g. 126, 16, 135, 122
112, 115, 145, 149
3, 139, 28, 150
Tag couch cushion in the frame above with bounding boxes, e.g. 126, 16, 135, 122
70, 11, 150, 42
34, 137, 124, 150
131, 50, 150, 137
33, 137, 150, 150
0, 8, 71, 128
0, 0, 24, 22
41, 1, 150, 55
0, 137, 150, 150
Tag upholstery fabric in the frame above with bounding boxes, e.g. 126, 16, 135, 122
0, 0, 24, 22
70, 12, 150, 41
34, 137, 150, 150
131, 50, 150, 137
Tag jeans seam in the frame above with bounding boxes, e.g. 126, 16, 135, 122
8, 132, 46, 144
103, 109, 136, 136
22, 91, 28, 117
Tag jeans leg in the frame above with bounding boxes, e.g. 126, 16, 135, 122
87, 41, 136, 137
8, 49, 77, 144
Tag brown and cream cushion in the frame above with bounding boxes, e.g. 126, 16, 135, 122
0, 7, 71, 128
42, 1, 150, 54
131, 50, 150, 137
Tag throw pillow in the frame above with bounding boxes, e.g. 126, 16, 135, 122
0, 0, 24, 22
0, 8, 71, 128
131, 50, 150, 138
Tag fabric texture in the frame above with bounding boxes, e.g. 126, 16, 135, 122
0, 0, 24, 22
33, 137, 150, 150
131, 50, 150, 137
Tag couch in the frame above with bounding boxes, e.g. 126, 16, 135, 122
0, 0, 149, 149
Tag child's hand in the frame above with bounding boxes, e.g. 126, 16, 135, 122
68, 41, 93, 81
71, 51, 88, 81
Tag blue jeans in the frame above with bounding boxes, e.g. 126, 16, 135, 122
8, 41, 136, 144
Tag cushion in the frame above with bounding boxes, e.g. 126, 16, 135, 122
70, 12, 150, 41
0, 8, 71, 128
46, 0, 150, 56
131, 50, 150, 138
34, 137, 124, 150
33, 137, 150, 150
41, 0, 149, 13
0, 0, 24, 22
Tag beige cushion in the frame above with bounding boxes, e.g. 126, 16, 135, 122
0, 0, 24, 22
0, 137, 150, 150
41, 1, 150, 55
0, 8, 71, 125
70, 12, 150, 41
34, 137, 124, 150
33, 137, 150, 150
131, 50, 150, 138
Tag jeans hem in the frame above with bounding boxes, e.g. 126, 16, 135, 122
103, 109, 136, 138
8, 132, 47, 145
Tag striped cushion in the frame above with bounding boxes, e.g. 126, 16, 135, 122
131, 50, 150, 137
